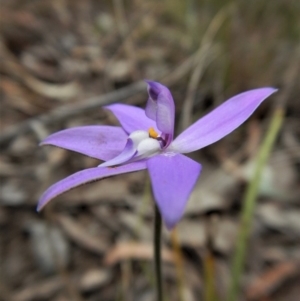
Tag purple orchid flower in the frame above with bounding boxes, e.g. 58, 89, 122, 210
37, 81, 277, 229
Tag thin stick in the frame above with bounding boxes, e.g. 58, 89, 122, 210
0, 81, 146, 145
1, 38, 207, 146
154, 204, 163, 301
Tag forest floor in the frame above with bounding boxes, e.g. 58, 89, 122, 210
1, 1, 300, 300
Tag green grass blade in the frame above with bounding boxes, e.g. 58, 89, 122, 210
227, 107, 284, 301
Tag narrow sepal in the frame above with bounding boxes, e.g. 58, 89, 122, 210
41, 126, 127, 161
171, 88, 277, 153
37, 161, 147, 211
105, 104, 157, 134
99, 139, 136, 167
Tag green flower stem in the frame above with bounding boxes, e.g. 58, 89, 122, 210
154, 204, 163, 301
227, 107, 284, 301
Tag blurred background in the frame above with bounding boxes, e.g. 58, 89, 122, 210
0, 0, 299, 300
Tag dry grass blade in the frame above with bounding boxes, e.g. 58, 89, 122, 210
113, 0, 140, 79
180, 5, 232, 129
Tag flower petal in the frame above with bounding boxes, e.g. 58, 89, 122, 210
145, 81, 162, 120
171, 88, 277, 153
147, 154, 201, 229
105, 104, 157, 134
41, 126, 127, 161
99, 139, 136, 167
37, 161, 147, 211
145, 81, 175, 145
145, 97, 157, 120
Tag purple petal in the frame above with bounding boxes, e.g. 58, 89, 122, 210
145, 81, 175, 145
41, 126, 127, 161
145, 81, 162, 120
105, 104, 157, 134
37, 161, 147, 211
147, 154, 201, 229
171, 88, 277, 153
145, 97, 157, 120
99, 138, 136, 167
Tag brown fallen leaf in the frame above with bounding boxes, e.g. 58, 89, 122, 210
79, 269, 111, 292
246, 261, 300, 300
104, 242, 174, 265
11, 269, 111, 301
0, 42, 79, 101
12, 277, 62, 301
0, 79, 41, 115
56, 215, 106, 255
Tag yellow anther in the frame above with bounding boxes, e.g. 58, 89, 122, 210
148, 127, 159, 139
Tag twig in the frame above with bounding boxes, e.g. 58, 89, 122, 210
0, 81, 146, 145
1, 40, 211, 146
